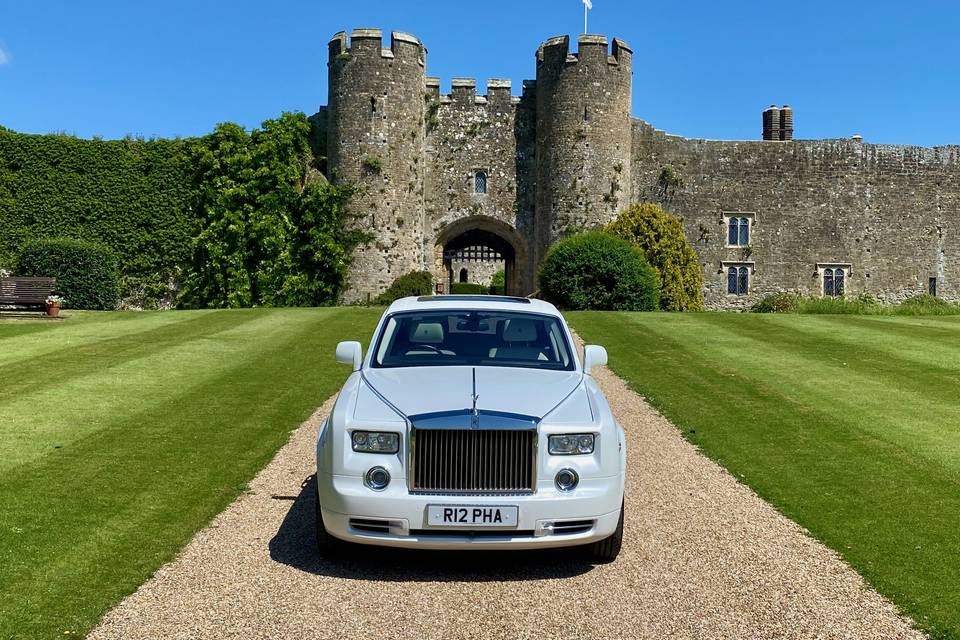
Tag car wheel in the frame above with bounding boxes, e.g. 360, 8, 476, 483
315, 493, 344, 558
588, 500, 624, 563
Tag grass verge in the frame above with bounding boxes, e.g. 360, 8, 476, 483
0, 308, 382, 638
569, 312, 960, 640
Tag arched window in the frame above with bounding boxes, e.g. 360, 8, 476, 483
834, 268, 845, 296
727, 266, 749, 295
823, 268, 835, 296
474, 171, 487, 194
459, 268, 468, 283
728, 217, 749, 246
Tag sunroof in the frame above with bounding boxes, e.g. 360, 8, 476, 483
415, 295, 532, 304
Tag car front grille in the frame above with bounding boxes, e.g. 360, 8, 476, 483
411, 428, 536, 494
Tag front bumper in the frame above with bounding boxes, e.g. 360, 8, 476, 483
317, 472, 623, 550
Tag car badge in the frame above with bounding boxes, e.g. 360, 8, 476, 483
471, 367, 480, 429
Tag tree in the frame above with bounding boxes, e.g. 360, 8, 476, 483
606, 203, 704, 311
180, 112, 360, 308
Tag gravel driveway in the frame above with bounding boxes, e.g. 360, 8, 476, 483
90, 356, 923, 640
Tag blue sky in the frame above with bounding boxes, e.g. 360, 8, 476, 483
1, 1, 958, 145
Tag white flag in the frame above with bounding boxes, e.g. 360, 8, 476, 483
583, 0, 592, 9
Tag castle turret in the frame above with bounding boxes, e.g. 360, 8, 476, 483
327, 29, 427, 302
533, 34, 633, 263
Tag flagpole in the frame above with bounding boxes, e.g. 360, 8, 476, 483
584, 2, 587, 33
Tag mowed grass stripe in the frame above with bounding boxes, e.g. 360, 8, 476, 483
0, 310, 271, 472
0, 311, 209, 367
647, 313, 960, 472
0, 308, 383, 639
568, 312, 960, 640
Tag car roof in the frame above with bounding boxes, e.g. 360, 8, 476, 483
386, 295, 562, 316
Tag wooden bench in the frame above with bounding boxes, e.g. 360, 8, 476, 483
0, 277, 58, 314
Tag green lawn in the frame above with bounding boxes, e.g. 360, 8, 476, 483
569, 312, 960, 640
0, 308, 382, 639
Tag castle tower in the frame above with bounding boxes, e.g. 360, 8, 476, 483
327, 29, 427, 302
533, 34, 633, 263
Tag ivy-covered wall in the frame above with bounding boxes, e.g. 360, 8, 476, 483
0, 128, 194, 274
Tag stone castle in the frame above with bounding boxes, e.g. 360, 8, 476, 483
317, 28, 959, 307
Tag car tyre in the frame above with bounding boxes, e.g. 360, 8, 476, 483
315, 493, 345, 558
588, 500, 624, 563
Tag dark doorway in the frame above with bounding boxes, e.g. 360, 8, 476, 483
441, 228, 516, 295
929, 277, 937, 297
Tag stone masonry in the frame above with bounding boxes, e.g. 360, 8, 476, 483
323, 28, 959, 307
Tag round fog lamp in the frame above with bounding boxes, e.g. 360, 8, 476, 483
364, 466, 390, 491
555, 468, 579, 492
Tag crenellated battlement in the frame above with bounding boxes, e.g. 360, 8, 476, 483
426, 77, 520, 106
328, 28, 425, 66
536, 34, 632, 69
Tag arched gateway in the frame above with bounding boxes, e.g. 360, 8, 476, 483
433, 217, 532, 297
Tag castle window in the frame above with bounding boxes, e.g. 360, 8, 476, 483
722, 212, 755, 247
727, 216, 750, 246
823, 268, 845, 297
722, 261, 754, 296
583, 106, 590, 122
459, 268, 468, 283
929, 277, 937, 297
474, 171, 487, 195
727, 266, 750, 295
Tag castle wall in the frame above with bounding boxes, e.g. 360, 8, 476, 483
326, 30, 427, 303
423, 78, 536, 293
631, 120, 960, 307
325, 27, 959, 308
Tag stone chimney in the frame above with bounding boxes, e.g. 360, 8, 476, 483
762, 105, 781, 140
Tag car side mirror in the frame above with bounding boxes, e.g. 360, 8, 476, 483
335, 341, 362, 371
583, 345, 608, 375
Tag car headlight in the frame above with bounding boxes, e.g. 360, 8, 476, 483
351, 431, 400, 454
548, 433, 595, 455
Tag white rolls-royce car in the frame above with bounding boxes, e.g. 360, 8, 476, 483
316, 295, 626, 561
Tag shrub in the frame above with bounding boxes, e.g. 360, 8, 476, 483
751, 293, 800, 313
606, 203, 703, 311
451, 282, 487, 294
375, 271, 434, 305
16, 237, 120, 309
894, 294, 960, 316
538, 231, 660, 311
489, 269, 505, 295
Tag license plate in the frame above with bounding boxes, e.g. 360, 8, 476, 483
426, 505, 518, 528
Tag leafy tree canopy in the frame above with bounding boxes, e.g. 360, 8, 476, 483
180, 113, 361, 308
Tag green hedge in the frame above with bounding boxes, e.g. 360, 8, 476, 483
16, 238, 120, 310
450, 282, 488, 294
538, 231, 660, 311
0, 130, 194, 276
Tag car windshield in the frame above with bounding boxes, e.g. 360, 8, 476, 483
372, 310, 575, 370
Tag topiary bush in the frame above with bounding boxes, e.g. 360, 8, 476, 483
606, 203, 704, 311
375, 271, 434, 305
16, 238, 120, 310
538, 231, 660, 311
